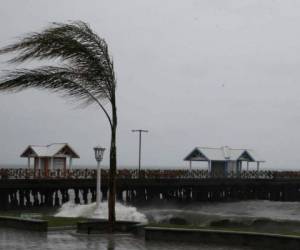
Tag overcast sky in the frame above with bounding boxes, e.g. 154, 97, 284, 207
0, 0, 300, 169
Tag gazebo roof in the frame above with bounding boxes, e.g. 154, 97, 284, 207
20, 143, 80, 158
184, 146, 264, 162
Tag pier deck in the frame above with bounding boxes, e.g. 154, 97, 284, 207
0, 169, 299, 209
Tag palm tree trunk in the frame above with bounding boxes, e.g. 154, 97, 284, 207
108, 93, 117, 232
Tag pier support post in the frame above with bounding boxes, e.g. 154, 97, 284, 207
74, 189, 80, 204
82, 189, 88, 204
54, 191, 60, 207
91, 188, 96, 202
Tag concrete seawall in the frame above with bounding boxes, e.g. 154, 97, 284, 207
0, 216, 47, 231
145, 227, 300, 250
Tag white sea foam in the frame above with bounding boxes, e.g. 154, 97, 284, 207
55, 201, 148, 223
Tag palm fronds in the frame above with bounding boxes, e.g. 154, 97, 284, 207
0, 21, 118, 229
0, 21, 115, 102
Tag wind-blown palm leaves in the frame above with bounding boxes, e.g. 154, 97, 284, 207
0, 21, 118, 231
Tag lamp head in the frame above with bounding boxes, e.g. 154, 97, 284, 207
93, 146, 105, 163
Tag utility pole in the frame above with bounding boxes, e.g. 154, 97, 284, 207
132, 129, 148, 177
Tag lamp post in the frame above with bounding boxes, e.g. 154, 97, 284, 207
132, 129, 148, 177
93, 146, 105, 210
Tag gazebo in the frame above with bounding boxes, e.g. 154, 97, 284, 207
184, 146, 264, 176
20, 143, 80, 174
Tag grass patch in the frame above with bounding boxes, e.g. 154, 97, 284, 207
0, 211, 24, 217
42, 216, 86, 227
0, 212, 86, 228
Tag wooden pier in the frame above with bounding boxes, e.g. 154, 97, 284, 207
0, 168, 300, 210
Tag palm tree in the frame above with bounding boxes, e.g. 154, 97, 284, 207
0, 21, 118, 231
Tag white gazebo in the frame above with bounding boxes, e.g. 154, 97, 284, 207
184, 146, 264, 176
20, 143, 80, 174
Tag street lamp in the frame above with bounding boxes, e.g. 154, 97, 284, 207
132, 129, 148, 177
93, 146, 105, 210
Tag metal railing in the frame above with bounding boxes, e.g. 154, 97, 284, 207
0, 168, 300, 180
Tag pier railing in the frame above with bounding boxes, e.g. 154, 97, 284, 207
0, 168, 300, 180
